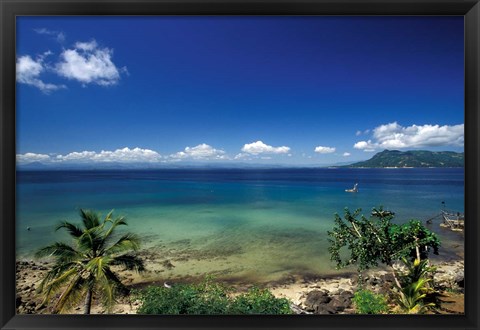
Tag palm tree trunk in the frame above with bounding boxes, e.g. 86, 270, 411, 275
84, 288, 93, 314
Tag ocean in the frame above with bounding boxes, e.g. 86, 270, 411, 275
16, 168, 465, 283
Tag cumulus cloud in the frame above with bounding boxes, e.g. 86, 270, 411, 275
354, 122, 464, 152
34, 28, 66, 43
17, 147, 161, 165
17, 38, 126, 92
314, 146, 336, 154
170, 144, 227, 160
56, 40, 126, 86
16, 55, 66, 93
241, 141, 290, 155
56, 147, 162, 163
16, 152, 51, 164
343, 152, 351, 157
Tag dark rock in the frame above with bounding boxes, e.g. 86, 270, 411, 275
339, 290, 354, 300
314, 304, 337, 314
454, 271, 464, 288
379, 273, 395, 284
368, 277, 380, 286
305, 290, 330, 306
304, 290, 332, 312
328, 294, 352, 312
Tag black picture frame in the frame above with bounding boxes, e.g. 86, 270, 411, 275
1, 1, 479, 329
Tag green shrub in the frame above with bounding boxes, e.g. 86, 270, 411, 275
352, 289, 389, 314
135, 278, 292, 315
394, 258, 436, 314
229, 287, 292, 314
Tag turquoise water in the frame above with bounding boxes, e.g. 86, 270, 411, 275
16, 168, 464, 282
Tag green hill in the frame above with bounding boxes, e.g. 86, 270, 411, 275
347, 150, 464, 168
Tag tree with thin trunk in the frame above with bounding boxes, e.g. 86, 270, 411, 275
35, 209, 144, 314
327, 207, 440, 284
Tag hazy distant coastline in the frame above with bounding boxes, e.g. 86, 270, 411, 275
16, 149, 464, 171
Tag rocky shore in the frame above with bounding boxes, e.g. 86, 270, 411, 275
16, 258, 464, 315
268, 259, 464, 314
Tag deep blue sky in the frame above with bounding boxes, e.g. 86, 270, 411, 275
16, 16, 464, 166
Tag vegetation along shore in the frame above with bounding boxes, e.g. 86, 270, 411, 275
16, 206, 464, 315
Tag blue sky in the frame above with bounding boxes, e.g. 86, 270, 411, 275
16, 16, 464, 166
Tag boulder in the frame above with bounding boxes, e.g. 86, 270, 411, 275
314, 304, 337, 314
454, 270, 464, 288
304, 290, 331, 311
328, 291, 353, 312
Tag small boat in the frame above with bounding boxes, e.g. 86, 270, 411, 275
440, 210, 464, 231
345, 183, 358, 193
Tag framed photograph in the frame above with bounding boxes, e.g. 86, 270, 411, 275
1, 0, 479, 329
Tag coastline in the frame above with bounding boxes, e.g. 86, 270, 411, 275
16, 248, 465, 315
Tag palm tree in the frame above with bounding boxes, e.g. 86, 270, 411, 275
35, 209, 145, 314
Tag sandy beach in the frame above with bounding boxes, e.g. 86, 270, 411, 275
16, 249, 465, 315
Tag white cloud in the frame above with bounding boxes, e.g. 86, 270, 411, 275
314, 146, 336, 154
56, 147, 162, 163
343, 152, 351, 157
170, 144, 227, 160
34, 28, 65, 43
241, 141, 290, 155
16, 152, 51, 164
354, 122, 464, 152
55, 150, 97, 162
56, 40, 126, 86
355, 130, 362, 136
17, 38, 126, 93
234, 153, 251, 160
16, 55, 66, 93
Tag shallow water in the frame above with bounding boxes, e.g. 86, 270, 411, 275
16, 168, 464, 282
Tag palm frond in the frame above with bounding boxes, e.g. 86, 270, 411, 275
79, 209, 101, 230
53, 275, 87, 314
93, 266, 117, 312
55, 221, 83, 238
104, 267, 129, 294
103, 216, 128, 242
77, 226, 105, 255
37, 265, 81, 306
35, 242, 82, 261
103, 233, 141, 256
103, 210, 115, 223
111, 254, 145, 272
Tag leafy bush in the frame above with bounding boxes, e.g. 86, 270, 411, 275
352, 289, 389, 314
135, 278, 230, 314
135, 278, 292, 315
229, 287, 292, 314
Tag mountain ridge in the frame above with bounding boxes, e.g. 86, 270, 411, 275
346, 150, 464, 168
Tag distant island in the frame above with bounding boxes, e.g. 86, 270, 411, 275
346, 150, 464, 168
